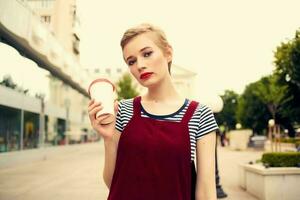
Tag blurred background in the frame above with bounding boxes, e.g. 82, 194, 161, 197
0, 0, 299, 200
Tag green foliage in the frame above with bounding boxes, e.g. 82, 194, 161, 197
215, 90, 239, 130
253, 75, 287, 119
214, 29, 300, 136
237, 82, 272, 134
0, 75, 29, 94
296, 141, 300, 149
0, 75, 17, 89
116, 73, 139, 100
261, 152, 300, 167
274, 29, 300, 122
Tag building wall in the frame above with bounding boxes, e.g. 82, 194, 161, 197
27, 0, 79, 57
52, 0, 77, 55
26, 0, 88, 138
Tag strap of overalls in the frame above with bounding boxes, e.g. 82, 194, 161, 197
182, 100, 199, 125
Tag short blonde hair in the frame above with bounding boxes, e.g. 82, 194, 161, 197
120, 23, 172, 74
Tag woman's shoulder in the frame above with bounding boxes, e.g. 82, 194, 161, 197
119, 98, 134, 104
118, 98, 135, 110
186, 99, 213, 114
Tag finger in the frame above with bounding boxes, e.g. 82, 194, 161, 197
96, 114, 111, 124
88, 99, 94, 106
90, 106, 103, 116
88, 106, 103, 120
114, 101, 119, 113
88, 102, 102, 112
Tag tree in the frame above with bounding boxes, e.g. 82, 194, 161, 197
215, 90, 239, 131
236, 82, 271, 135
274, 29, 300, 123
237, 75, 295, 136
116, 73, 139, 100
253, 75, 287, 123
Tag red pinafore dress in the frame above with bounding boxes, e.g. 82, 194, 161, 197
107, 96, 198, 200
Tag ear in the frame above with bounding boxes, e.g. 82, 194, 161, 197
166, 45, 173, 63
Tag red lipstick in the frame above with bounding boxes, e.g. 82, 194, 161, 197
140, 72, 153, 80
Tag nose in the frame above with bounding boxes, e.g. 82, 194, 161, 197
137, 58, 147, 72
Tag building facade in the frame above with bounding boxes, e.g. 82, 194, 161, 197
25, 0, 90, 144
0, 0, 92, 153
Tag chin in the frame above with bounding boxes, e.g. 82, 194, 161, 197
140, 79, 161, 89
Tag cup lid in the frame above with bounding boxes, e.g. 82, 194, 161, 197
88, 78, 116, 96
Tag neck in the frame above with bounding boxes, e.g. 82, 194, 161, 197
144, 75, 182, 103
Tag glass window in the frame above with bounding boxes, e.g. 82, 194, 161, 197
23, 111, 39, 149
56, 118, 66, 145
0, 105, 21, 153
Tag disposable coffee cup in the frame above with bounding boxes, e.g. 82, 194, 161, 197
88, 78, 116, 124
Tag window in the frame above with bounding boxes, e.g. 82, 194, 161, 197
117, 68, 122, 73
105, 68, 111, 75
41, 15, 51, 24
0, 105, 21, 152
72, 34, 80, 55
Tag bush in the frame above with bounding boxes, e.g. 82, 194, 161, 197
261, 152, 300, 167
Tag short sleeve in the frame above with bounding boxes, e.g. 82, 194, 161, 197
196, 104, 219, 139
115, 100, 123, 132
114, 99, 134, 133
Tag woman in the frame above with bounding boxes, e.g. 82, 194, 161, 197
88, 23, 218, 200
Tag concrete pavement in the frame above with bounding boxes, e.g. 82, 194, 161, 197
0, 141, 263, 200
217, 147, 262, 200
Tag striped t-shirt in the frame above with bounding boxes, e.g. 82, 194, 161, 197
115, 98, 219, 161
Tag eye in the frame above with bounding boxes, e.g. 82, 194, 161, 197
128, 59, 136, 66
144, 51, 153, 57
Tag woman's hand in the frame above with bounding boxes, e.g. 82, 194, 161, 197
88, 99, 118, 140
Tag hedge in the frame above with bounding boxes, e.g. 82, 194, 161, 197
261, 152, 300, 167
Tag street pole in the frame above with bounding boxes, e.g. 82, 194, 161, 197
20, 109, 24, 150
216, 130, 228, 198
64, 98, 70, 145
39, 94, 45, 148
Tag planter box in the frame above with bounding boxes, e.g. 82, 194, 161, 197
229, 129, 252, 150
239, 164, 300, 200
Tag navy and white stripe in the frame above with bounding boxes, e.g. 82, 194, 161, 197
115, 98, 219, 161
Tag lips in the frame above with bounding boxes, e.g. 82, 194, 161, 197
140, 72, 154, 80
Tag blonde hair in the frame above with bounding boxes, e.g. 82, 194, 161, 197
120, 23, 172, 74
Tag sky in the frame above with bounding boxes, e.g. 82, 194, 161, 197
77, 0, 300, 96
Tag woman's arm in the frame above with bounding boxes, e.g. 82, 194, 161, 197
195, 131, 217, 200
103, 130, 121, 188
88, 99, 121, 188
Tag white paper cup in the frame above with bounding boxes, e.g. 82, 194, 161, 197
88, 78, 116, 124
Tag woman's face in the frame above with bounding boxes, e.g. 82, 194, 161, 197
123, 32, 172, 88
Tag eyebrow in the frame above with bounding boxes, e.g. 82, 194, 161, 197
125, 47, 152, 62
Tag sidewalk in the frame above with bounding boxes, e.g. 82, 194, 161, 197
0, 141, 263, 200
217, 146, 262, 200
